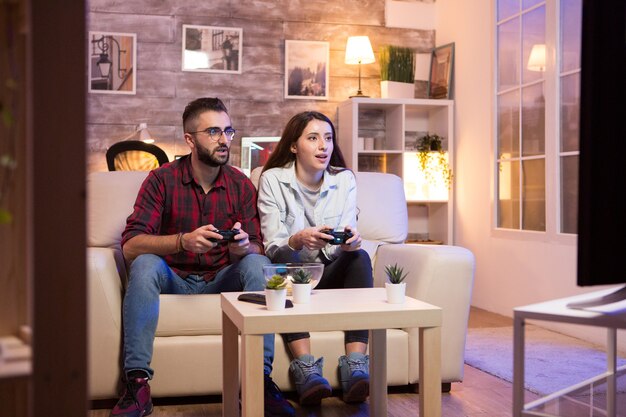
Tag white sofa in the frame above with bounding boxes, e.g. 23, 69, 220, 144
87, 170, 474, 399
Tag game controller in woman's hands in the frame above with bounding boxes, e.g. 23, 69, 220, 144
320, 229, 354, 245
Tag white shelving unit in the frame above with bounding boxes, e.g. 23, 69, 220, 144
337, 97, 454, 244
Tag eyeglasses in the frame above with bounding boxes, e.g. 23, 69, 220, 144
187, 127, 236, 142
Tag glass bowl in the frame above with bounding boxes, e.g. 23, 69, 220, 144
262, 263, 324, 290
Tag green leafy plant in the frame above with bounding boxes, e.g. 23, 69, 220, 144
385, 263, 408, 284
417, 133, 453, 189
379, 45, 415, 83
266, 274, 288, 290
291, 269, 312, 284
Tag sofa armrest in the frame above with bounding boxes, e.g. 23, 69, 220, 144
88, 247, 126, 398
373, 244, 475, 382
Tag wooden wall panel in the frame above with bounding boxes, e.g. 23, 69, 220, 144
86, 0, 435, 173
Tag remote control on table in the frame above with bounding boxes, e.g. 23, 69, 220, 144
237, 293, 293, 308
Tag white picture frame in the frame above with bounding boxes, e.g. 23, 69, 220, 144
88, 31, 137, 95
284, 40, 329, 100
182, 24, 243, 74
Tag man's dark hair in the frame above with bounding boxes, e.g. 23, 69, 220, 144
183, 97, 229, 133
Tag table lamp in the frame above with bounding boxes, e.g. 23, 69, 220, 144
345, 36, 375, 97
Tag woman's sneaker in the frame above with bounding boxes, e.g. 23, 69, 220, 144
110, 376, 153, 417
338, 352, 370, 403
289, 354, 332, 405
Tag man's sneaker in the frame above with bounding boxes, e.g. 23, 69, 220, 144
338, 352, 370, 403
288, 354, 332, 405
110, 376, 153, 417
264, 374, 296, 417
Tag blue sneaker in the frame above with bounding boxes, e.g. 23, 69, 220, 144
289, 354, 332, 405
338, 352, 370, 403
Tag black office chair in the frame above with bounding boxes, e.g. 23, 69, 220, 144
106, 140, 169, 171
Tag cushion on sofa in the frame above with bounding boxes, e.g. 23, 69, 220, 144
88, 171, 149, 248
156, 294, 223, 336
355, 172, 408, 243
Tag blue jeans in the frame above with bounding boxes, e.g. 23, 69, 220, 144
122, 253, 273, 378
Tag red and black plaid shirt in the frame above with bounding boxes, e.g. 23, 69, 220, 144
121, 155, 263, 281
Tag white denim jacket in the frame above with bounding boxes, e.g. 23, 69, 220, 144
257, 163, 357, 262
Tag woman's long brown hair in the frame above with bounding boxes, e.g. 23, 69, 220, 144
262, 111, 347, 174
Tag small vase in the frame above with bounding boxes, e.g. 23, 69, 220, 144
265, 288, 287, 311
385, 282, 406, 304
292, 283, 312, 304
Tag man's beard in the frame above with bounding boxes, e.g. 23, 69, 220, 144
195, 140, 230, 167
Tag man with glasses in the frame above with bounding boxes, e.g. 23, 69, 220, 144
111, 97, 295, 417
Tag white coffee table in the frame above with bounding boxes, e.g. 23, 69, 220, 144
221, 287, 442, 417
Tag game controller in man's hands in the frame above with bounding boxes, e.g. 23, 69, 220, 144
320, 229, 354, 245
209, 229, 240, 242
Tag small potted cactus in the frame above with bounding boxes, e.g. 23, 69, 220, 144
384, 263, 408, 304
265, 274, 288, 311
291, 269, 313, 304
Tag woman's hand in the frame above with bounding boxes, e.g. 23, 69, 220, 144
290, 226, 335, 251
340, 226, 362, 252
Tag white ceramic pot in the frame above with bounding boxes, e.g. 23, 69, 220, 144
380, 80, 415, 99
292, 283, 312, 304
385, 282, 406, 304
265, 288, 287, 311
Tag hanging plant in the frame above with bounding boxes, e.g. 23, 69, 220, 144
416, 134, 453, 189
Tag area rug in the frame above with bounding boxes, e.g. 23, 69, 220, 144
465, 324, 626, 395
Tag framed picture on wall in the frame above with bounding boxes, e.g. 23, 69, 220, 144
285, 40, 329, 100
88, 31, 137, 95
428, 42, 455, 99
182, 25, 243, 74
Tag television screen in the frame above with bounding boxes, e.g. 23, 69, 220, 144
576, 0, 626, 287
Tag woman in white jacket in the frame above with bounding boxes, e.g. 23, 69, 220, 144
257, 111, 373, 407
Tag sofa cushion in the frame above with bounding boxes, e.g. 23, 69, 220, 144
88, 171, 149, 248
355, 172, 408, 243
157, 294, 222, 336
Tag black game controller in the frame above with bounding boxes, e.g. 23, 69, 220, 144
321, 229, 354, 245
209, 229, 240, 242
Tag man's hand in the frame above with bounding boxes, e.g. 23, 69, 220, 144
180, 225, 221, 254
227, 222, 251, 257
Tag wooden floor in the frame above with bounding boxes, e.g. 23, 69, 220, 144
90, 307, 538, 417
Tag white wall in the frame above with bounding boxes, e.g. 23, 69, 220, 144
433, 0, 625, 351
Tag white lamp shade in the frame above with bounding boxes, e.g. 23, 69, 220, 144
137, 123, 154, 143
527, 44, 546, 72
345, 36, 375, 65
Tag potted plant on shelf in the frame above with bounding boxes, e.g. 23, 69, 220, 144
265, 274, 288, 311
291, 269, 313, 304
417, 133, 453, 190
384, 263, 408, 304
379, 45, 415, 99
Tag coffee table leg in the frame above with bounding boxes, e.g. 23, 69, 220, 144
369, 328, 387, 416
241, 334, 264, 417
222, 312, 239, 417
419, 326, 441, 417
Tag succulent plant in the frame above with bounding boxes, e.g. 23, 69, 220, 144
291, 269, 312, 284
385, 263, 408, 284
266, 274, 288, 290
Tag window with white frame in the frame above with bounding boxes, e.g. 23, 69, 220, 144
495, 0, 581, 234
